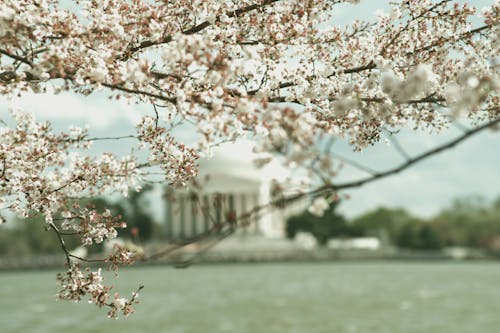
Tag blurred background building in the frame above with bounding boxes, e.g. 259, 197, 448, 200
165, 140, 308, 242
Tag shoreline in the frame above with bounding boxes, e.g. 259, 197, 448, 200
0, 248, 495, 272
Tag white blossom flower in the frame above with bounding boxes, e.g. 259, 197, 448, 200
308, 197, 329, 217
381, 71, 402, 97
113, 298, 128, 310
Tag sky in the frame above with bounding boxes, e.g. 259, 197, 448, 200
0, 0, 497, 219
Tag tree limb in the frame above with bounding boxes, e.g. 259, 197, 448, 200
323, 115, 500, 192
122, 0, 283, 57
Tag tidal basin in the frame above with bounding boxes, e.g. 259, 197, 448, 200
2, 262, 500, 333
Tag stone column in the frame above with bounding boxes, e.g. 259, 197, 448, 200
202, 195, 210, 233
179, 197, 186, 239
166, 199, 173, 239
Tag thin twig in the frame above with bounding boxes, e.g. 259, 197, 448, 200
84, 135, 137, 142
49, 222, 71, 266
330, 152, 380, 176
385, 131, 411, 161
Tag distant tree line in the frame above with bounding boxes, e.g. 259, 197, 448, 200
2, 192, 500, 257
286, 195, 500, 253
286, 201, 360, 246
0, 185, 159, 257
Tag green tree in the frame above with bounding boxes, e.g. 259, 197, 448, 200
351, 207, 415, 243
418, 224, 443, 249
395, 221, 443, 250
0, 214, 80, 257
431, 195, 500, 251
123, 185, 157, 241
286, 201, 356, 246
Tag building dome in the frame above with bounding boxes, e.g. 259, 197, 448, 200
198, 140, 290, 188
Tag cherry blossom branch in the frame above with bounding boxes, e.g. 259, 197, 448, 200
408, 24, 495, 56
0, 48, 33, 66
84, 135, 138, 142
171, 229, 235, 268
320, 115, 500, 193
101, 83, 176, 103
329, 152, 380, 176
49, 222, 72, 267
380, 0, 452, 57
48, 176, 84, 195
49, 221, 107, 264
144, 226, 230, 261
0, 157, 6, 179
122, 0, 285, 57
248, 24, 493, 98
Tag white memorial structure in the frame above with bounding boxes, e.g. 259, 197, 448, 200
165, 140, 307, 242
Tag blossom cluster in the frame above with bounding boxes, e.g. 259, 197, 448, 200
56, 263, 140, 319
0, 109, 140, 221
104, 239, 144, 274
60, 206, 127, 246
308, 197, 330, 217
137, 116, 199, 186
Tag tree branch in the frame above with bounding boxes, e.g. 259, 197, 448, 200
408, 24, 494, 56
384, 130, 411, 161
101, 83, 176, 103
49, 222, 72, 267
325, 115, 500, 192
330, 152, 380, 176
0, 48, 33, 66
84, 135, 138, 142
246, 24, 492, 98
122, 0, 283, 57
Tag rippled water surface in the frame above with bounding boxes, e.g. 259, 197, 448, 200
1, 262, 500, 333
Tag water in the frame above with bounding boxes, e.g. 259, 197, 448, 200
1, 262, 500, 333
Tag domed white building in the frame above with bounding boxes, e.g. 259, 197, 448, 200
165, 140, 307, 241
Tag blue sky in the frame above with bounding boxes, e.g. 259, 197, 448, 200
0, 0, 497, 218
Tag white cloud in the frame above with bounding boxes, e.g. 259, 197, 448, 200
0, 90, 142, 129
